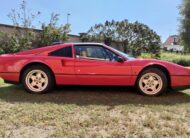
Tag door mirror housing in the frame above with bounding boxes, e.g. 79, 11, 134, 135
117, 56, 125, 63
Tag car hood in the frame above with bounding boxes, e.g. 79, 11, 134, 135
127, 58, 175, 66
127, 58, 190, 76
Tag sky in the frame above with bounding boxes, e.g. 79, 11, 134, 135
0, 0, 181, 42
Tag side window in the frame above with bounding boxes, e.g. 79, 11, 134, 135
75, 45, 110, 60
49, 46, 72, 58
104, 49, 119, 61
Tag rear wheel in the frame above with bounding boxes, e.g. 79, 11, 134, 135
137, 68, 168, 96
22, 65, 55, 94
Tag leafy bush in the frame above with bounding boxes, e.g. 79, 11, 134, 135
37, 13, 70, 47
140, 53, 160, 59
0, 30, 39, 54
0, 1, 70, 54
140, 52, 190, 66
161, 52, 190, 66
171, 58, 190, 66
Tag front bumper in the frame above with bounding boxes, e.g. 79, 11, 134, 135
171, 75, 190, 89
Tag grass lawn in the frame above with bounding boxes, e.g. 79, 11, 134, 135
0, 79, 190, 138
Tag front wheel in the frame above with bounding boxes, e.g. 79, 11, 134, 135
22, 65, 55, 94
137, 68, 168, 96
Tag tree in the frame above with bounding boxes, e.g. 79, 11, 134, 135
87, 20, 117, 45
8, 0, 41, 28
179, 0, 190, 53
3, 0, 41, 52
129, 21, 161, 57
86, 20, 161, 57
0, 0, 70, 54
38, 13, 70, 47
116, 19, 132, 53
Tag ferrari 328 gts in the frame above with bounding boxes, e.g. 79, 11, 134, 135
0, 43, 190, 96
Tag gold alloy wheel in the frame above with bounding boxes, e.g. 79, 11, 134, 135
139, 73, 163, 95
25, 70, 48, 93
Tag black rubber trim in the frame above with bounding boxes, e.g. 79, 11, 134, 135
4, 80, 19, 84
172, 85, 190, 91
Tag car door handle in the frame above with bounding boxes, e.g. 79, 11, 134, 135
61, 60, 65, 66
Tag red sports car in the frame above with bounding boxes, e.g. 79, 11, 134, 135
0, 43, 190, 96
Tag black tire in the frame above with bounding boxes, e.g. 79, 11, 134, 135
22, 65, 55, 94
136, 68, 168, 96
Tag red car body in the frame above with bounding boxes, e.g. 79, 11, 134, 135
0, 43, 190, 89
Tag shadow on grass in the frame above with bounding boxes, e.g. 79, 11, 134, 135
0, 84, 190, 105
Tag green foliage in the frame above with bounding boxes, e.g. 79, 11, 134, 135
38, 13, 70, 47
179, 0, 190, 53
0, 31, 37, 54
0, 0, 40, 54
161, 52, 190, 66
0, 1, 70, 54
140, 53, 156, 59
38, 24, 70, 47
86, 20, 161, 57
141, 52, 190, 66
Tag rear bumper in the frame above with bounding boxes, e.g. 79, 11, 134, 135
4, 80, 20, 84
0, 72, 20, 84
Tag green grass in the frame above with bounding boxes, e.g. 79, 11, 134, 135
0, 79, 4, 86
0, 79, 190, 137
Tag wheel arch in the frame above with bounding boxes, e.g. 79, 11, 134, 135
19, 62, 55, 83
136, 64, 171, 88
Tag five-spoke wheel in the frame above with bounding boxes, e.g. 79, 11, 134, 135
22, 65, 54, 94
137, 68, 168, 96
26, 70, 48, 93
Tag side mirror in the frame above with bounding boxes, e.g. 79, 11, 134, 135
117, 56, 125, 63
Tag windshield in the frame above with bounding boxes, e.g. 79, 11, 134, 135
106, 46, 136, 60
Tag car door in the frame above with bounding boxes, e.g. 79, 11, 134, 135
48, 45, 77, 85
74, 44, 132, 85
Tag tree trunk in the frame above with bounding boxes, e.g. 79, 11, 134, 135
123, 40, 129, 53
104, 38, 112, 46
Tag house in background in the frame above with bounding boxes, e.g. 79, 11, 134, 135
162, 35, 184, 53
